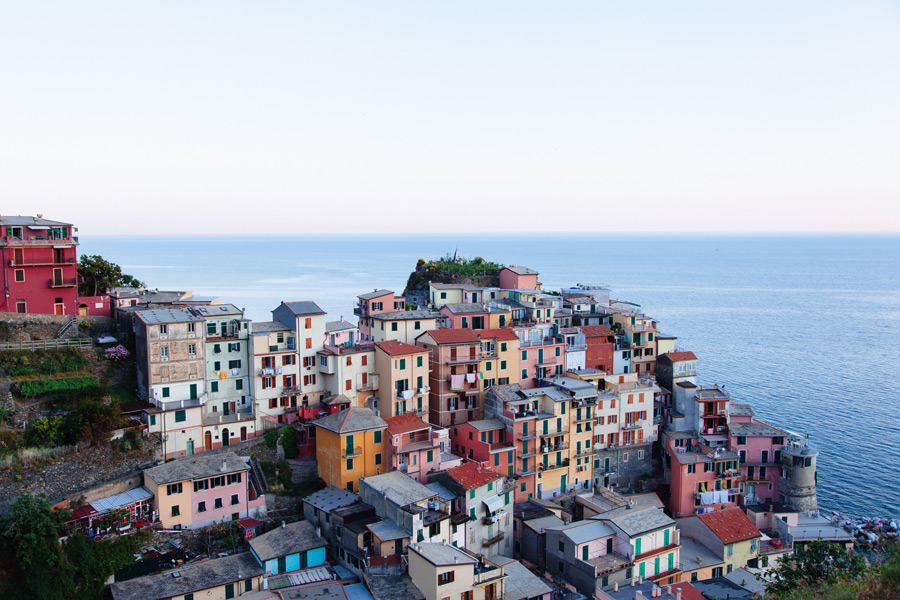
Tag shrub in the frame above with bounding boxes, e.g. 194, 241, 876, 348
263, 428, 280, 449
24, 417, 65, 447
19, 377, 101, 397
280, 426, 298, 459
103, 345, 130, 361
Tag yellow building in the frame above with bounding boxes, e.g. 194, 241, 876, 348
374, 340, 431, 418
530, 377, 597, 499
477, 329, 520, 388
313, 407, 388, 492
677, 507, 762, 575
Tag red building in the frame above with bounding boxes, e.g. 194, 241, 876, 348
578, 325, 616, 372
1, 215, 78, 315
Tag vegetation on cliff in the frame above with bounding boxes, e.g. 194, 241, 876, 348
404, 254, 504, 295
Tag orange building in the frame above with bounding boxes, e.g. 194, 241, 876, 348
313, 407, 388, 492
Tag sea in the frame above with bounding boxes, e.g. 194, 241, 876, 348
80, 234, 900, 518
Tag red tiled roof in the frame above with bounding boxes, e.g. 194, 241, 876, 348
474, 328, 519, 341
374, 340, 427, 357
421, 329, 481, 345
664, 351, 698, 362
238, 518, 261, 529
669, 583, 705, 600
697, 507, 761, 544
578, 325, 615, 338
385, 413, 430, 436
445, 461, 503, 490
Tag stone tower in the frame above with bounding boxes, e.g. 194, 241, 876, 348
778, 438, 819, 512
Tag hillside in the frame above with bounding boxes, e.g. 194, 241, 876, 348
403, 255, 504, 296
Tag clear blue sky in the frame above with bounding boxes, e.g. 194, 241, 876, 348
2, 1, 898, 235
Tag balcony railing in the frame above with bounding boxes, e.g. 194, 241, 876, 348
482, 532, 505, 547
343, 446, 363, 458
474, 566, 505, 585
9, 257, 75, 267
621, 420, 643, 431
540, 459, 570, 471
49, 277, 77, 288
540, 442, 568, 452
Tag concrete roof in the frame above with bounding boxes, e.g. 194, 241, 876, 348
728, 403, 755, 417
440, 303, 489, 314
109, 553, 263, 600
679, 538, 724, 572
425, 482, 457, 501
192, 304, 244, 317
691, 578, 754, 600
253, 321, 292, 332
549, 520, 615, 544
250, 520, 326, 561
502, 266, 539, 275
467, 418, 507, 431
143, 452, 248, 485
314, 408, 387, 434
603, 507, 675, 537
364, 574, 425, 600
492, 558, 552, 600
361, 471, 435, 507
0, 215, 72, 226
728, 419, 788, 437
410, 542, 477, 566
135, 308, 203, 325
368, 519, 409, 541
302, 486, 360, 513
277, 581, 350, 600
326, 320, 357, 333
515, 500, 554, 522
523, 514, 566, 534
358, 289, 394, 300
369, 310, 439, 321
282, 301, 326, 316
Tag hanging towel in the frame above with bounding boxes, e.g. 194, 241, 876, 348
477, 372, 483, 380
232, 369, 239, 376
451, 374, 465, 390
276, 367, 283, 375
219, 371, 227, 380
466, 373, 476, 384
700, 491, 715, 505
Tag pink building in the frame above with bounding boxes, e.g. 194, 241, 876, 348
439, 303, 491, 330
325, 319, 358, 346
355, 289, 406, 341
384, 413, 459, 482
515, 326, 565, 388
417, 329, 484, 427
450, 418, 518, 480
725, 404, 788, 507
75, 294, 111, 317
664, 432, 741, 519
499, 266, 540, 291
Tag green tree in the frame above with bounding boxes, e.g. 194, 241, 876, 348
0, 493, 73, 600
77, 255, 140, 296
767, 540, 869, 598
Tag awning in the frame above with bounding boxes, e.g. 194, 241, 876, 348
483, 495, 503, 513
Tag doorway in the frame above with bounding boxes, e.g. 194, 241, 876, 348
205, 431, 212, 450
222, 429, 230, 446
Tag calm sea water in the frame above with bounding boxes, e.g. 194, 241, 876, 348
81, 234, 900, 517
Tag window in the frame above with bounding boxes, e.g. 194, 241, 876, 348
687, 464, 695, 474
691, 572, 698, 582
500, 360, 506, 369
346, 459, 354, 470
375, 453, 382, 465
171, 505, 180, 517
305, 317, 312, 329
167, 483, 182, 495
149, 414, 156, 426
737, 436, 746, 445
438, 571, 454, 585
228, 473, 241, 484
469, 490, 475, 500
399, 358, 406, 370
175, 410, 186, 423
198, 501, 207, 513
13, 269, 23, 282
727, 543, 733, 557
306, 338, 312, 349
229, 359, 242, 368
211, 382, 218, 393
159, 324, 168, 334
245, 580, 253, 592
501, 342, 507, 351
558, 541, 565, 552
160, 346, 169, 358
521, 369, 528, 380
188, 323, 196, 333
521, 350, 527, 360
235, 379, 243, 390
214, 498, 223, 509
440, 292, 447, 299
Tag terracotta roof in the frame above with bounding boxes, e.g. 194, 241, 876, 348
669, 583, 706, 600
475, 328, 519, 341
444, 462, 503, 490
375, 340, 426, 357
419, 329, 481, 345
385, 413, 430, 436
664, 351, 698, 362
697, 507, 761, 544
578, 325, 615, 338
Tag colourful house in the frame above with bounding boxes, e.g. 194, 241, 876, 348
450, 418, 517, 481
374, 340, 431, 418
499, 266, 540, 291
109, 552, 264, 600
142, 451, 266, 529
0, 215, 79, 315
417, 329, 485, 427
314, 407, 388, 492
249, 520, 327, 575
356, 289, 407, 340
676, 507, 761, 575
578, 325, 616, 373
384, 413, 448, 483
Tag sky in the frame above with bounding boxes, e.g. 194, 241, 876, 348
1, 1, 899, 236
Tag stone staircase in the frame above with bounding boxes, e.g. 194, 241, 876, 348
54, 316, 77, 339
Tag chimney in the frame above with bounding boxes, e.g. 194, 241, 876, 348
631, 578, 636, 587
613, 583, 618, 592
281, 521, 286, 528
220, 459, 228, 472
634, 592, 645, 600
676, 589, 681, 600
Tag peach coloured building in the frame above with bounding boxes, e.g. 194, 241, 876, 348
499, 266, 540, 291
374, 340, 431, 418
384, 412, 459, 483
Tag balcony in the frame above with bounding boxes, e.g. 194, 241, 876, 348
621, 420, 643, 431
2, 236, 75, 246
540, 442, 568, 452
540, 459, 570, 471
48, 277, 77, 288
343, 446, 363, 458
482, 531, 505, 547
423, 509, 450, 526
357, 373, 379, 391
473, 565, 505, 585
539, 428, 568, 439
9, 257, 75, 267
281, 386, 302, 395
517, 432, 536, 441
202, 409, 253, 426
